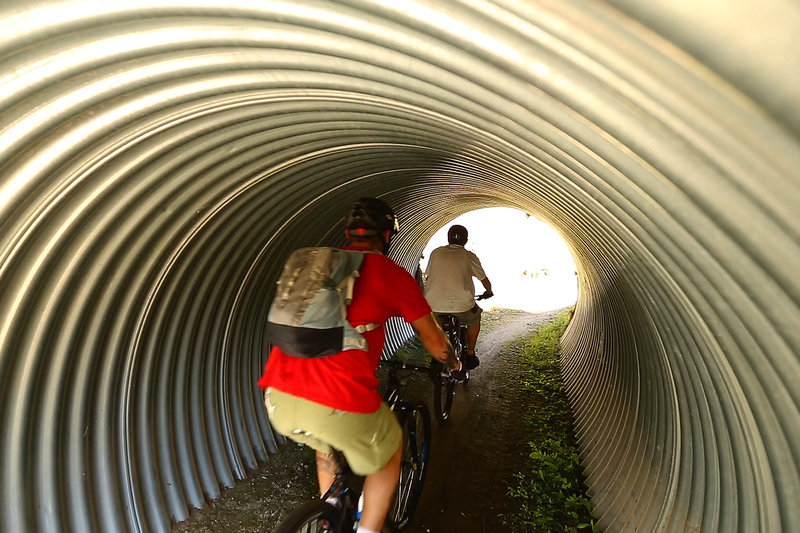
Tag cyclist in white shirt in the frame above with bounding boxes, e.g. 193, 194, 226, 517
424, 224, 493, 369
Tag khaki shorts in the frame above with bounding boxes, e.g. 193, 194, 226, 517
264, 388, 402, 476
435, 304, 482, 328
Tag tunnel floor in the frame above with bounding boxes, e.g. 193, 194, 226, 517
173, 308, 566, 533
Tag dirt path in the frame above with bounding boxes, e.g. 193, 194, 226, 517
173, 308, 563, 533
406, 308, 561, 533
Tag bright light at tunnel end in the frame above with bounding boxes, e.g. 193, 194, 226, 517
421, 207, 578, 313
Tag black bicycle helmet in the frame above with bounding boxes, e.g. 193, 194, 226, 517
345, 197, 399, 252
447, 224, 468, 245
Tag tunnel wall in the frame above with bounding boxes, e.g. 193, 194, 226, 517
1, 1, 798, 532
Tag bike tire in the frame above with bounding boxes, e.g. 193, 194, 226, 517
388, 402, 431, 530
432, 371, 455, 424
459, 326, 471, 385
273, 500, 342, 533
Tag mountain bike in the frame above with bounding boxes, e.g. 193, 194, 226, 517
431, 293, 491, 424
430, 313, 468, 425
273, 361, 432, 533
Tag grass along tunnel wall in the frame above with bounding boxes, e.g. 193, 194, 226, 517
506, 309, 597, 532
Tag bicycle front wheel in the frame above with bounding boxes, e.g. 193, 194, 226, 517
388, 402, 431, 530
273, 500, 342, 533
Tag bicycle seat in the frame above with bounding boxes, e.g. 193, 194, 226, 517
436, 314, 460, 330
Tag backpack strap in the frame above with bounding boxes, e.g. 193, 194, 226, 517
336, 255, 379, 335
336, 271, 359, 315
353, 323, 380, 333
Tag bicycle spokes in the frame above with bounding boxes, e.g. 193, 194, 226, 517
389, 405, 430, 529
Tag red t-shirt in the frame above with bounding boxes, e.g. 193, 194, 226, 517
258, 246, 432, 413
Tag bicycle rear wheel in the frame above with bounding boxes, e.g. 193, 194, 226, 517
388, 402, 431, 530
459, 326, 471, 385
432, 369, 455, 424
273, 500, 342, 533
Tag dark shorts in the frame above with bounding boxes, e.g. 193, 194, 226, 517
434, 304, 482, 328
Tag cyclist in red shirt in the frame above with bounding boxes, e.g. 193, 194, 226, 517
259, 197, 459, 533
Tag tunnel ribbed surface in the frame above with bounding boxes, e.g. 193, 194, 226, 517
1, 1, 798, 532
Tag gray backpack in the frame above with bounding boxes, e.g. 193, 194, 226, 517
267, 247, 378, 358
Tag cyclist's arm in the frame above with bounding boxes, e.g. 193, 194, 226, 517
479, 277, 493, 299
411, 313, 460, 370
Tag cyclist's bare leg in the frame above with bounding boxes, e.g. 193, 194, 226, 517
359, 443, 402, 530
315, 451, 337, 497
466, 322, 480, 353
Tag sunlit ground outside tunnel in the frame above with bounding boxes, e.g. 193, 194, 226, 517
421, 207, 578, 313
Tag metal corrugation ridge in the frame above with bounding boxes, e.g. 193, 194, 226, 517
0, 1, 798, 532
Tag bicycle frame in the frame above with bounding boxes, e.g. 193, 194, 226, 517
437, 314, 469, 377
438, 294, 487, 366
319, 452, 361, 528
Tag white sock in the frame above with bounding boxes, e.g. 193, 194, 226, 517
356, 527, 379, 533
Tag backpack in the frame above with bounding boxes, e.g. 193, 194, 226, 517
267, 247, 379, 358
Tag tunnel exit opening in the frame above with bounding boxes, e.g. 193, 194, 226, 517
419, 207, 577, 313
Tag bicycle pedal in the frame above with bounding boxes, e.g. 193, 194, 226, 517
450, 369, 467, 382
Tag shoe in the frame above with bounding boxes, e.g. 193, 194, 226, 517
464, 352, 480, 370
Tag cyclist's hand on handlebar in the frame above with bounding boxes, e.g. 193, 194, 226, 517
442, 342, 461, 370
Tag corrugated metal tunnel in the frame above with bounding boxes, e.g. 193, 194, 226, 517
1, 1, 798, 532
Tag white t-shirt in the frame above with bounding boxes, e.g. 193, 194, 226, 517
424, 244, 487, 313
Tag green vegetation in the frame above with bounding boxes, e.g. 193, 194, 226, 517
503, 309, 599, 533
